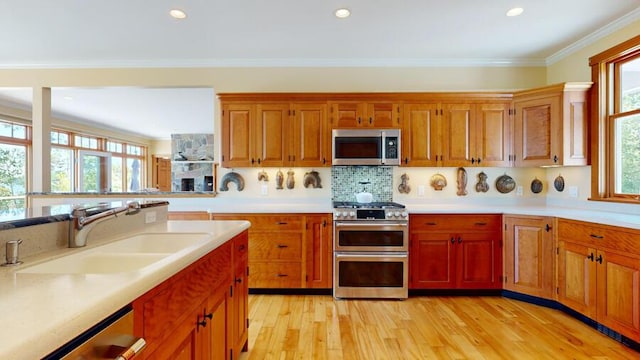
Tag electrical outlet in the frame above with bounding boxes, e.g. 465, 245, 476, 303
145, 211, 157, 224
261, 183, 268, 196
516, 186, 523, 196
418, 185, 425, 197
569, 186, 578, 198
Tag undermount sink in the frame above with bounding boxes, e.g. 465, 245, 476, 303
17, 232, 212, 274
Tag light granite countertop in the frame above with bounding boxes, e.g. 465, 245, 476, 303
0, 220, 250, 360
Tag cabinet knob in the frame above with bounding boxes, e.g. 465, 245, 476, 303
587, 253, 594, 261
235, 277, 243, 284
595, 254, 603, 264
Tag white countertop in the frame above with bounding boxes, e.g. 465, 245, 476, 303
0, 220, 250, 360
405, 204, 640, 230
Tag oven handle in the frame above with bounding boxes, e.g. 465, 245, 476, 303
334, 222, 407, 228
335, 252, 408, 259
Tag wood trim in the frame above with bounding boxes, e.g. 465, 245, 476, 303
218, 92, 514, 102
589, 34, 640, 66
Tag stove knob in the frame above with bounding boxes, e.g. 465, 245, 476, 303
349, 211, 356, 218
342, 211, 349, 218
401, 211, 408, 218
394, 211, 401, 217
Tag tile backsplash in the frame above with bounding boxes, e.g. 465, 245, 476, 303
331, 166, 393, 202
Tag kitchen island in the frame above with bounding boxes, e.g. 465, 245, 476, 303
0, 219, 249, 359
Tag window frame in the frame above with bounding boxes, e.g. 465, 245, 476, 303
590, 34, 640, 203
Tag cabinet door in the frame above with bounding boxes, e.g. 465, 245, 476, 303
152, 155, 172, 191
206, 291, 228, 360
368, 103, 401, 128
402, 103, 440, 166
221, 104, 255, 168
305, 215, 332, 288
441, 103, 475, 167
291, 103, 329, 166
331, 102, 366, 128
503, 216, 555, 298
255, 104, 289, 167
231, 263, 249, 357
596, 250, 640, 340
456, 232, 502, 289
513, 95, 561, 166
410, 232, 455, 289
558, 241, 597, 317
476, 103, 511, 167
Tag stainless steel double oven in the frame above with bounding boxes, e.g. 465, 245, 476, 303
333, 201, 409, 299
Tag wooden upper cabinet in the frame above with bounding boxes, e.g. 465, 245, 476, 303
476, 103, 511, 167
151, 155, 171, 191
442, 103, 475, 167
255, 103, 289, 167
291, 103, 330, 167
513, 82, 591, 167
402, 103, 440, 166
330, 102, 402, 128
221, 103, 255, 168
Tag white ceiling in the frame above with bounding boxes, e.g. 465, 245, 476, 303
0, 0, 639, 140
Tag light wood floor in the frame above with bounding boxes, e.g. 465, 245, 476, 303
237, 295, 639, 360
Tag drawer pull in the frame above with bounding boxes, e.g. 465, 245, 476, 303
590, 234, 604, 239
276, 274, 288, 277
276, 222, 289, 225
277, 244, 289, 248
425, 222, 437, 226
474, 222, 487, 226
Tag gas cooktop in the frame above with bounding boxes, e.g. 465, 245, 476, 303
332, 201, 406, 209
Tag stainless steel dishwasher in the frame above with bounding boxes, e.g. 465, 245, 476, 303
44, 306, 146, 360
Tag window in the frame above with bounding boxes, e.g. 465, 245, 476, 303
0, 120, 29, 209
590, 35, 640, 201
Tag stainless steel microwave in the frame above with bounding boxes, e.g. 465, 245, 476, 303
332, 129, 401, 166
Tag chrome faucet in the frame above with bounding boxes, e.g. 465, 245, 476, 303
69, 201, 141, 248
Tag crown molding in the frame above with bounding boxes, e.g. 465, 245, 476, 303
546, 6, 640, 65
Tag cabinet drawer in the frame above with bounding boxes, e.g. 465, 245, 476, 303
248, 215, 304, 231
250, 233, 302, 260
558, 219, 606, 245
410, 214, 501, 231
234, 231, 249, 262
249, 262, 302, 288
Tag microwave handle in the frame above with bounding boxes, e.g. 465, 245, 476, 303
381, 131, 386, 164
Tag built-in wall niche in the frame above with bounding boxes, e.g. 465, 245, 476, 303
171, 133, 216, 192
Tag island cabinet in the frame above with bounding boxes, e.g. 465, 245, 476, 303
211, 213, 333, 289
557, 219, 640, 342
409, 214, 502, 289
503, 215, 556, 299
133, 238, 235, 360
401, 100, 510, 167
512, 82, 591, 167
220, 98, 330, 168
329, 101, 402, 128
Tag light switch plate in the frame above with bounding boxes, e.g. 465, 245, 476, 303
261, 183, 268, 196
516, 186, 523, 196
569, 186, 578, 198
418, 185, 425, 196
145, 211, 157, 224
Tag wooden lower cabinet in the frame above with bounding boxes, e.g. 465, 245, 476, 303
503, 215, 555, 299
558, 219, 640, 342
211, 213, 332, 289
409, 214, 502, 289
133, 231, 249, 360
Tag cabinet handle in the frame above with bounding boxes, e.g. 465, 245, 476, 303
477, 158, 481, 164
238, 244, 245, 251
587, 253, 594, 261
204, 312, 213, 320
358, 117, 362, 124
457, 236, 462, 244
404, 157, 408, 164
425, 222, 437, 226
471, 158, 476, 164
545, 224, 551, 232
474, 222, 487, 226
235, 277, 243, 284
369, 117, 373, 124
257, 158, 261, 165
590, 234, 604, 239
553, 155, 558, 163
450, 237, 455, 244
277, 244, 289, 248
276, 222, 288, 225
595, 254, 603, 264
277, 274, 288, 277
322, 157, 326, 164
322, 219, 327, 227
197, 315, 207, 329
251, 158, 255, 165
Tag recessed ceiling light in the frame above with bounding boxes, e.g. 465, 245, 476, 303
335, 8, 351, 19
170, 9, 187, 19
506, 7, 524, 17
